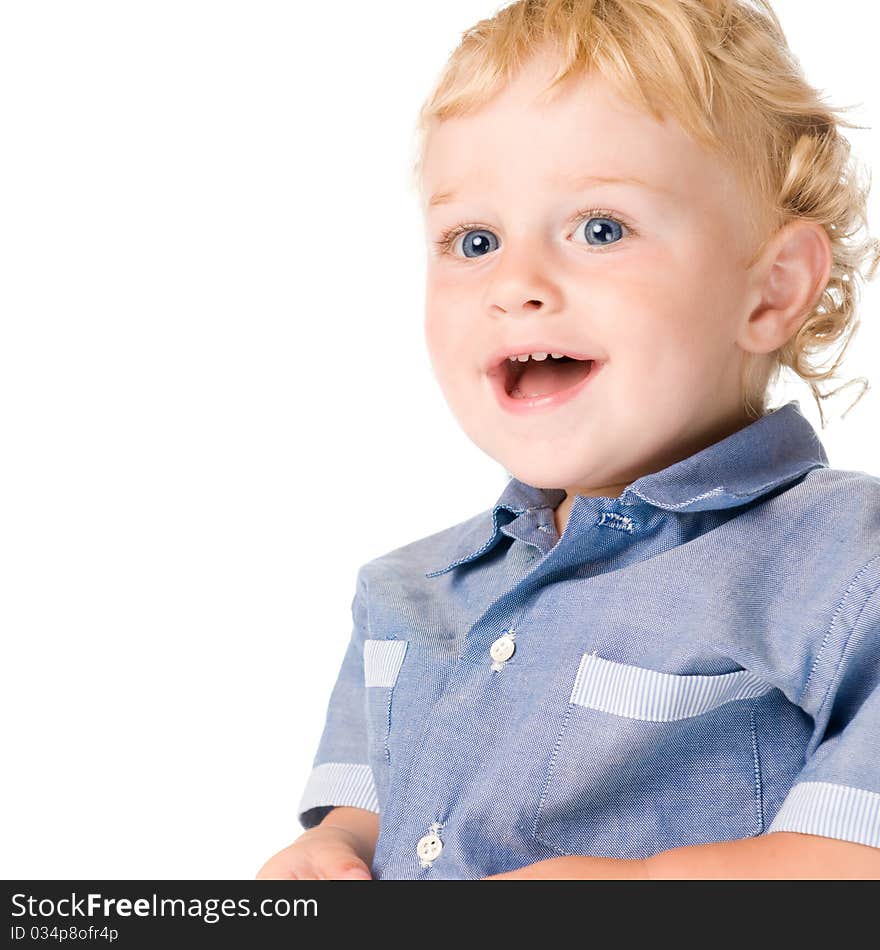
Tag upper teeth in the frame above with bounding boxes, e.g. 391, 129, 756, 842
508, 351, 566, 362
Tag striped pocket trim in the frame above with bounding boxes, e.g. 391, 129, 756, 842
364, 639, 408, 688
569, 652, 774, 721
767, 781, 880, 849
296, 762, 380, 826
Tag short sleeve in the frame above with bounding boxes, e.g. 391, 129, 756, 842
296, 567, 380, 830
767, 579, 880, 849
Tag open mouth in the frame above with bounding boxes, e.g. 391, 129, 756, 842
502, 354, 595, 399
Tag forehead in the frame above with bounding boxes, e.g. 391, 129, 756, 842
421, 57, 741, 213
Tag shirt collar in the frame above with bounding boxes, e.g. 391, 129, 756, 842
425, 399, 828, 578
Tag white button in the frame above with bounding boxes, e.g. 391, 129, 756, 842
416, 832, 443, 863
490, 634, 515, 663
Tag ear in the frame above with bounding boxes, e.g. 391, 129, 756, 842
737, 220, 834, 355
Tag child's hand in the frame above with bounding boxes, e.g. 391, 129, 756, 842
256, 825, 374, 880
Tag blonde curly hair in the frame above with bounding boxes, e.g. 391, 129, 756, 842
410, 0, 880, 426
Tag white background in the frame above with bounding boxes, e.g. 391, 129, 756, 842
1, 1, 877, 878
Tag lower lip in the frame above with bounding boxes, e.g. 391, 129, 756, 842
488, 359, 603, 415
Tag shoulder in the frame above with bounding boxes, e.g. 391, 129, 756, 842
775, 467, 880, 706
355, 506, 494, 587
772, 465, 880, 620
800, 464, 880, 509
768, 465, 880, 571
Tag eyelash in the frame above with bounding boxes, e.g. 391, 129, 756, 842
432, 207, 636, 257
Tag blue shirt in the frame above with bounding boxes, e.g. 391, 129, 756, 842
296, 399, 880, 879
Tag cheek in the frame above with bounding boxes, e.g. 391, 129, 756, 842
424, 289, 476, 377
601, 297, 726, 404
424, 308, 467, 403
605, 255, 737, 360
424, 304, 454, 370
616, 321, 721, 380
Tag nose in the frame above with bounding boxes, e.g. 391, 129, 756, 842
484, 239, 562, 317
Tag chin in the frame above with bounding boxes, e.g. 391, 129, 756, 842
499, 457, 579, 491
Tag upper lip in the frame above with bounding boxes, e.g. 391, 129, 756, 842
483, 343, 601, 375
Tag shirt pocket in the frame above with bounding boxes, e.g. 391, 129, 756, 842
532, 652, 775, 860
363, 638, 408, 768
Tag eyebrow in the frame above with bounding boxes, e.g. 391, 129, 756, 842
427, 173, 669, 208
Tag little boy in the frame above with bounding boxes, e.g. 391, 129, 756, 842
258, 0, 880, 879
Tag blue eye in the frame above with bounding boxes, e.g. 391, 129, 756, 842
458, 230, 499, 259
434, 209, 631, 258
578, 216, 625, 246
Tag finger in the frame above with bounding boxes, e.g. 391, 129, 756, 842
255, 866, 301, 880
308, 838, 371, 880
255, 854, 306, 880
324, 856, 372, 880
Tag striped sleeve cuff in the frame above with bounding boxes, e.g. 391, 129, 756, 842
767, 781, 880, 849
297, 762, 380, 830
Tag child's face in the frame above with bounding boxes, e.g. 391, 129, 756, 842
420, 51, 767, 497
